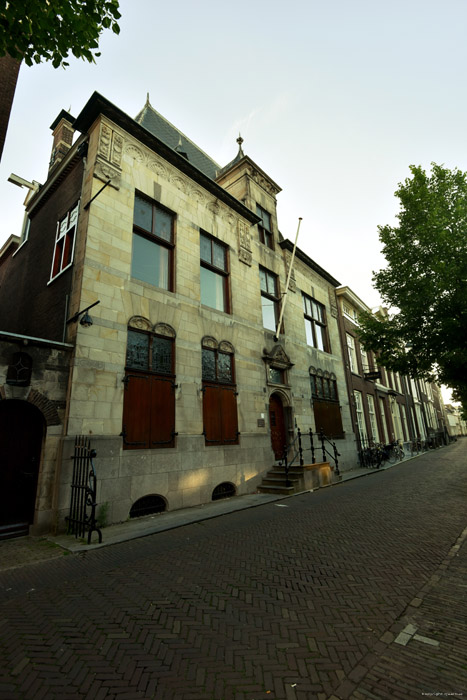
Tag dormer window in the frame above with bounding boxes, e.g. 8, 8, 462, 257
256, 204, 274, 249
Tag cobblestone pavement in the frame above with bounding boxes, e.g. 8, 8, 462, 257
0, 441, 465, 700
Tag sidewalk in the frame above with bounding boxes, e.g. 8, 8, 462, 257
0, 451, 423, 571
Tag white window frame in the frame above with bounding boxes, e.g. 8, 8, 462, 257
354, 390, 367, 440
49, 202, 79, 282
367, 394, 380, 443
379, 397, 389, 444
347, 334, 359, 374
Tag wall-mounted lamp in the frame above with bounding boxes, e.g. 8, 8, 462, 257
67, 300, 100, 328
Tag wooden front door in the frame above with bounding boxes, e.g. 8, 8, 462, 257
0, 400, 44, 537
269, 393, 286, 459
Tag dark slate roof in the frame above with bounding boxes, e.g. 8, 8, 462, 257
135, 98, 220, 180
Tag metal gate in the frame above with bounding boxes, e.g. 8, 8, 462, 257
66, 436, 102, 544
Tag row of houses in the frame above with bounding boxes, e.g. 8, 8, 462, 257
0, 92, 456, 538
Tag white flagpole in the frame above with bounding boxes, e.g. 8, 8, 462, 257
274, 217, 302, 341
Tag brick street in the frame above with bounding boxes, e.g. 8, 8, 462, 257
0, 441, 466, 700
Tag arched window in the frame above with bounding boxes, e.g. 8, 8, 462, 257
202, 337, 239, 446
122, 320, 177, 449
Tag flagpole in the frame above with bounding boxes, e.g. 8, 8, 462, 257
274, 217, 302, 341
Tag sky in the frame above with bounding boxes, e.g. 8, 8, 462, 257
1, 0, 466, 404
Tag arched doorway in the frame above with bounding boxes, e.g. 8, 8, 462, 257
269, 393, 287, 459
0, 400, 44, 538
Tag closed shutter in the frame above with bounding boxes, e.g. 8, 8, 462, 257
123, 372, 176, 449
122, 373, 151, 449
313, 401, 344, 438
203, 384, 239, 445
221, 386, 239, 444
150, 376, 176, 447
203, 385, 223, 444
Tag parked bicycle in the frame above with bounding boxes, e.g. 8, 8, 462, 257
383, 440, 405, 464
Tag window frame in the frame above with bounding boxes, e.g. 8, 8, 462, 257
49, 201, 79, 282
259, 266, 280, 332
346, 333, 359, 374
303, 293, 329, 352
122, 325, 177, 450
200, 231, 231, 313
131, 193, 175, 291
202, 339, 239, 446
256, 203, 274, 249
309, 367, 344, 438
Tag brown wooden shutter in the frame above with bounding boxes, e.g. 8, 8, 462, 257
221, 386, 239, 444
203, 385, 222, 444
313, 401, 344, 438
122, 373, 151, 449
150, 376, 175, 447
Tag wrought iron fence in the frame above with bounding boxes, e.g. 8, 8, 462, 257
66, 436, 102, 544
279, 425, 341, 485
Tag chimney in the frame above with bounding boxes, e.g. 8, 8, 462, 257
49, 110, 75, 173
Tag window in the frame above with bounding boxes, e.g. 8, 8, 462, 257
131, 194, 174, 290
202, 338, 239, 446
200, 232, 230, 312
50, 202, 79, 280
354, 390, 367, 440
310, 367, 344, 437
6, 352, 33, 386
367, 394, 380, 442
379, 397, 389, 443
260, 267, 279, 332
346, 334, 359, 374
122, 323, 176, 449
256, 204, 273, 249
303, 294, 329, 352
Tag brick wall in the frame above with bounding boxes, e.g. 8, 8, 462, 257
0, 159, 84, 341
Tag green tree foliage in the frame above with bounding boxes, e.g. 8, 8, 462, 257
0, 0, 121, 68
358, 163, 467, 415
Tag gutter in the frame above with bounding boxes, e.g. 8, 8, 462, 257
0, 330, 74, 350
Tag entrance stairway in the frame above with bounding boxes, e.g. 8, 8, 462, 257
258, 461, 333, 495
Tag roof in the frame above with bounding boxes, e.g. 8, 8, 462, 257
280, 239, 341, 288
135, 98, 220, 180
73, 93, 259, 225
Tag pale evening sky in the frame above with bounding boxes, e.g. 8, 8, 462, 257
1, 0, 466, 320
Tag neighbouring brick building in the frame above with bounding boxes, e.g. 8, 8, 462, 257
0, 92, 384, 536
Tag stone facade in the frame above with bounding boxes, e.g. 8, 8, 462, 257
1, 93, 361, 535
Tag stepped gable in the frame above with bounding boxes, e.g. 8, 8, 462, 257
135, 96, 220, 180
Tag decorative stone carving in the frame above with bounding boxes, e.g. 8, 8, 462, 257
94, 158, 121, 189
154, 323, 176, 338
207, 200, 220, 216
238, 220, 251, 250
238, 247, 252, 266
148, 159, 167, 177
125, 144, 146, 163
171, 175, 187, 193
201, 336, 218, 349
190, 188, 205, 203
219, 340, 234, 354
128, 315, 152, 331
262, 345, 294, 369
95, 120, 123, 189
238, 220, 252, 266
111, 132, 123, 167
98, 123, 112, 161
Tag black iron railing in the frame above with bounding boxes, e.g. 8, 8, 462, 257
66, 436, 102, 544
279, 425, 341, 485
